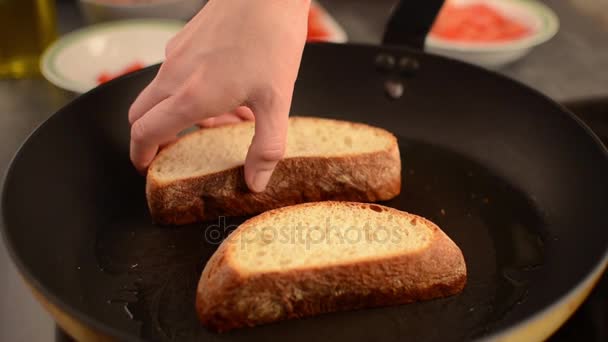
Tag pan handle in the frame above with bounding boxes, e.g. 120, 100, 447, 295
382, 0, 445, 50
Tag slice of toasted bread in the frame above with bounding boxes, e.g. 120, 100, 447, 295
196, 201, 467, 332
146, 117, 401, 225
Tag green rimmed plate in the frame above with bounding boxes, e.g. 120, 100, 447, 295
41, 19, 184, 93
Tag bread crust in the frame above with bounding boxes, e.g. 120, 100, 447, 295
146, 118, 401, 225
196, 202, 467, 332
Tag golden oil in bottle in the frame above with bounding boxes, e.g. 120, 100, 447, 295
0, 0, 57, 78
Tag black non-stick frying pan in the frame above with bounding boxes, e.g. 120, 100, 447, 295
2, 1, 608, 341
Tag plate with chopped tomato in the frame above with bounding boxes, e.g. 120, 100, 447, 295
426, 0, 559, 69
41, 19, 183, 93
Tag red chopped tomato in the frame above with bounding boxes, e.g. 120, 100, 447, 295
96, 72, 113, 84
431, 3, 531, 42
307, 3, 330, 42
97, 61, 145, 85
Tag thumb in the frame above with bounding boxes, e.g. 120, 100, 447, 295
244, 94, 290, 193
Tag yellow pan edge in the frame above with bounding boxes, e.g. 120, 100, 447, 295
22, 257, 608, 342
485, 256, 608, 342
24, 277, 113, 342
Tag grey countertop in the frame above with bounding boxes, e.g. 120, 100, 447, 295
322, 0, 608, 100
1, 1, 607, 341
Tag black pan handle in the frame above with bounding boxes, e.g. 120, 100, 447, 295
382, 0, 445, 50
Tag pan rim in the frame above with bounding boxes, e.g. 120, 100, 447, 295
481, 256, 608, 341
0, 68, 152, 342
2, 42, 608, 341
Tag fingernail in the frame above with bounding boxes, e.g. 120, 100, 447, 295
251, 169, 273, 192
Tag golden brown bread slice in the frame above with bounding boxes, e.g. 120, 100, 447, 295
196, 201, 467, 332
146, 117, 401, 225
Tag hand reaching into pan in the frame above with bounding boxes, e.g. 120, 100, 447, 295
128, 0, 310, 192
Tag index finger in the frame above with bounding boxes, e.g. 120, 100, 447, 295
128, 77, 170, 125
130, 81, 241, 172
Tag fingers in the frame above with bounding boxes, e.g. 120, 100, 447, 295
198, 106, 255, 127
130, 97, 185, 172
128, 56, 194, 125
244, 90, 290, 192
198, 113, 242, 128
128, 77, 170, 125
234, 106, 255, 121
130, 70, 242, 173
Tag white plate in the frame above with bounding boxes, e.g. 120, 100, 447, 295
41, 19, 184, 93
425, 0, 559, 69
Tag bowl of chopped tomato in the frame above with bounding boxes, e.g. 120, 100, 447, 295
426, 0, 559, 69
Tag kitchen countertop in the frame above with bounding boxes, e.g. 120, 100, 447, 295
1, 1, 607, 341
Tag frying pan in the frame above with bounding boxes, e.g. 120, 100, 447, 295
2, 1, 608, 341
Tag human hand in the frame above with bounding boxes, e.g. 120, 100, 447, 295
129, 0, 311, 192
